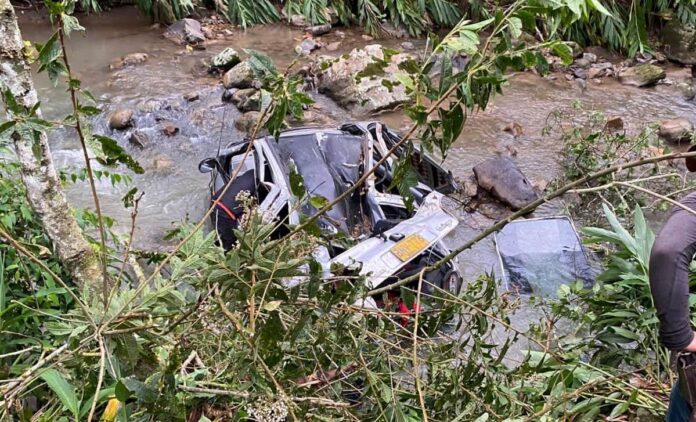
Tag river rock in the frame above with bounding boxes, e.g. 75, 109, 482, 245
295, 38, 319, 56
604, 116, 624, 133
164, 18, 206, 45
223, 61, 254, 89
289, 15, 309, 27
401, 41, 415, 50
662, 20, 696, 65
317, 44, 411, 114
305, 24, 332, 36
572, 58, 591, 69
232, 88, 261, 112
210, 47, 241, 72
326, 41, 341, 51
678, 82, 696, 101
160, 122, 179, 137
235, 111, 263, 134
582, 52, 598, 63
473, 157, 539, 210
618, 64, 666, 87
658, 118, 694, 144
183, 91, 200, 102
128, 130, 148, 149
110, 52, 148, 70
108, 109, 134, 130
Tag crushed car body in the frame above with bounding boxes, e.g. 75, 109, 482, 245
199, 122, 462, 304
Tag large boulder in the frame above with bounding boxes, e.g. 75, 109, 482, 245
618, 64, 666, 87
223, 61, 255, 89
658, 118, 694, 144
163, 19, 205, 45
317, 45, 411, 114
473, 157, 539, 210
663, 20, 696, 65
210, 47, 241, 72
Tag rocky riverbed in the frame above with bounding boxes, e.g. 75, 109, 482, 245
16, 7, 696, 285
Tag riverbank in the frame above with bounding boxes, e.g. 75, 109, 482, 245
16, 6, 696, 279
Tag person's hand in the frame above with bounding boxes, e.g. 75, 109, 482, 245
684, 331, 696, 352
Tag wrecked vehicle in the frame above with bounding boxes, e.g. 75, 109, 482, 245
494, 216, 595, 297
199, 122, 462, 308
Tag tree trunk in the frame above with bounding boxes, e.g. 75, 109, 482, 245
0, 0, 103, 288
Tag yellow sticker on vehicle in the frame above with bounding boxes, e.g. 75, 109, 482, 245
391, 234, 429, 262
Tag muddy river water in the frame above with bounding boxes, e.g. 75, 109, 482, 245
16, 7, 696, 286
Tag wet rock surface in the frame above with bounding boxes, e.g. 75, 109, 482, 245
618, 64, 666, 87
663, 20, 696, 65
473, 157, 539, 210
317, 44, 410, 114
658, 118, 694, 144
110, 52, 148, 70
223, 61, 255, 89
163, 18, 205, 45
210, 47, 240, 72
108, 108, 134, 130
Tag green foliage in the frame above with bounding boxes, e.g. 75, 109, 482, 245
550, 103, 693, 225
222, 0, 280, 28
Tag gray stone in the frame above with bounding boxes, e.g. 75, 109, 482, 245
473, 157, 539, 210
305, 24, 332, 36
572, 58, 591, 69
222, 61, 254, 89
108, 109, 134, 130
678, 82, 696, 101
582, 52, 598, 63
658, 118, 694, 144
400, 41, 415, 50
234, 111, 263, 134
232, 88, 261, 112
572, 67, 587, 80
210, 47, 240, 71
295, 38, 319, 56
618, 64, 666, 87
317, 44, 411, 114
163, 19, 205, 45
128, 130, 148, 149
663, 20, 696, 65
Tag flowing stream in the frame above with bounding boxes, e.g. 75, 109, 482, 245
16, 7, 696, 287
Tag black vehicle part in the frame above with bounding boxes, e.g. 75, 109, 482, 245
211, 170, 257, 249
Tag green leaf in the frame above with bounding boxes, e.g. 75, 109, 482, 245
551, 42, 574, 66
93, 135, 144, 174
587, 0, 613, 17
508, 17, 522, 38
309, 195, 329, 209
40, 369, 80, 418
120, 377, 157, 403
115, 380, 131, 402
244, 48, 278, 80
61, 14, 85, 35
288, 165, 305, 198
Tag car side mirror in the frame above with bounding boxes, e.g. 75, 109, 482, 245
199, 158, 217, 173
